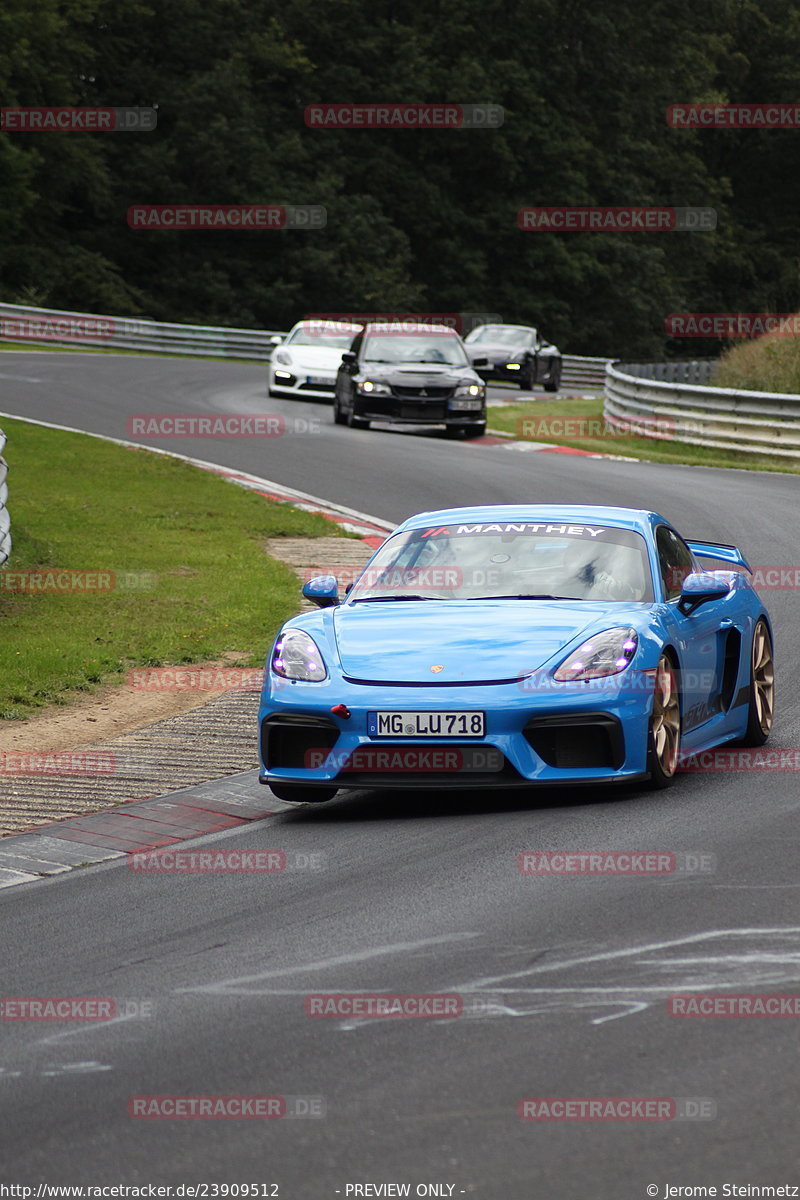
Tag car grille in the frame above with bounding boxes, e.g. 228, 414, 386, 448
399, 402, 447, 420
261, 714, 339, 770
393, 386, 453, 399
523, 714, 624, 770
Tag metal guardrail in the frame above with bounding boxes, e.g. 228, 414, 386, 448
0, 302, 284, 359
560, 355, 609, 390
604, 360, 800, 458
0, 302, 610, 385
0, 427, 10, 565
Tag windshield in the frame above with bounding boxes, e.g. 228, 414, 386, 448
465, 326, 534, 346
287, 324, 360, 349
361, 333, 469, 366
347, 522, 654, 603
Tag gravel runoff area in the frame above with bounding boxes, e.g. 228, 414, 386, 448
0, 536, 374, 838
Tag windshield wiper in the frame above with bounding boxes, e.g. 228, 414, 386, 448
467, 593, 578, 601
350, 594, 441, 603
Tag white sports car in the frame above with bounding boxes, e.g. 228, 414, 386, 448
268, 320, 362, 401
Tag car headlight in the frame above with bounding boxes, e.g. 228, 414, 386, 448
453, 383, 485, 398
357, 380, 392, 395
506, 363, 521, 370
553, 627, 638, 682
274, 350, 292, 365
271, 630, 327, 681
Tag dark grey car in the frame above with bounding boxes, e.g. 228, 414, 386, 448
464, 323, 562, 391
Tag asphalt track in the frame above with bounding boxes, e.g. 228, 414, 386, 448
1, 352, 800, 1198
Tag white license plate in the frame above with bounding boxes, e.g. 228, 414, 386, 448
306, 374, 332, 385
449, 398, 482, 411
367, 710, 485, 738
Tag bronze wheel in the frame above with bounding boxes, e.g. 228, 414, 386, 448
648, 654, 681, 787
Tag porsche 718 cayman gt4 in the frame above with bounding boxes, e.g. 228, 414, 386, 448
258, 505, 774, 801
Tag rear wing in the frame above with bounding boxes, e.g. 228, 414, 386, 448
685, 540, 751, 573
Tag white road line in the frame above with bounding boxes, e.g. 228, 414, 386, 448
178, 932, 482, 994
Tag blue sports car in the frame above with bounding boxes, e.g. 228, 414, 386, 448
258, 505, 774, 801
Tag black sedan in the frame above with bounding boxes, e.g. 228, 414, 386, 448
464, 323, 562, 391
333, 324, 487, 437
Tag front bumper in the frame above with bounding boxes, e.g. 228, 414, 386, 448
269, 368, 337, 401
258, 675, 651, 790
354, 394, 485, 426
474, 360, 524, 383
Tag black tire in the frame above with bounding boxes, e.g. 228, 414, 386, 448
268, 783, 338, 804
520, 360, 537, 390
333, 393, 347, 425
544, 361, 562, 393
347, 406, 370, 430
462, 422, 486, 439
646, 654, 681, 789
737, 618, 774, 747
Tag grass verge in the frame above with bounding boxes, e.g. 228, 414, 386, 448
714, 325, 800, 394
488, 396, 799, 474
0, 417, 341, 719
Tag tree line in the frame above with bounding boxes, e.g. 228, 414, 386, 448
2, 0, 799, 357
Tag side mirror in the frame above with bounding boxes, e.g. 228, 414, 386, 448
269, 335, 283, 346
471, 356, 490, 368
678, 571, 730, 615
302, 574, 339, 608
340, 351, 357, 366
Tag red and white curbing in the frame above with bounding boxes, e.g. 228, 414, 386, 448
479, 429, 636, 460
199, 465, 392, 544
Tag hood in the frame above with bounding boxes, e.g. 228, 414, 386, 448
357, 363, 479, 386
332, 599, 649, 684
280, 345, 347, 371
468, 343, 527, 362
